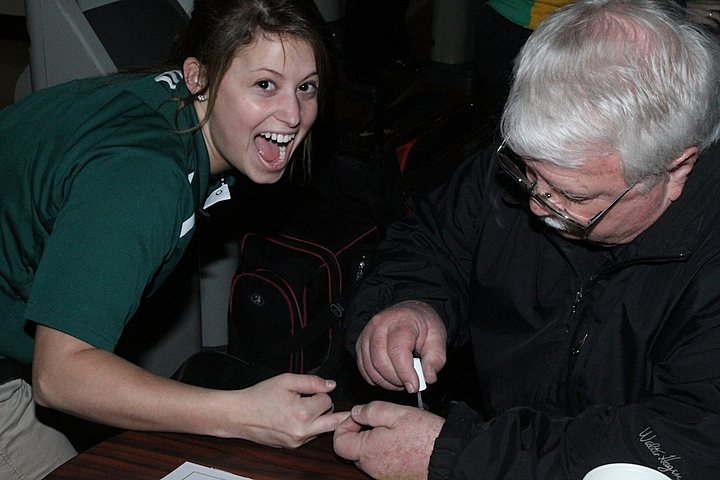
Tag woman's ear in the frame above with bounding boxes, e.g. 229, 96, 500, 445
182, 57, 205, 94
667, 146, 699, 201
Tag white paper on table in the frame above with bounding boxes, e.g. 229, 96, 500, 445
160, 461, 255, 480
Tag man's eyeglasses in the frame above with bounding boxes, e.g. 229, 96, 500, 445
496, 141, 635, 237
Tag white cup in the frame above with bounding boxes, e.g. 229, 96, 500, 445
583, 463, 667, 480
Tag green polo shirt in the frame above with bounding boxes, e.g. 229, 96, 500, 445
0, 71, 211, 364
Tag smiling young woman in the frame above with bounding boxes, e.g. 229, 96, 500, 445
184, 33, 320, 183
0, 1, 345, 479
169, 0, 334, 183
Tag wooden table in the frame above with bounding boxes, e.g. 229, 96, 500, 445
45, 429, 371, 480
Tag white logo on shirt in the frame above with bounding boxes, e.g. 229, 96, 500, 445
178, 172, 196, 238
154, 70, 183, 90
180, 215, 195, 238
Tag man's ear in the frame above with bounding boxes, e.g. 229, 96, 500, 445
667, 146, 699, 201
182, 57, 205, 94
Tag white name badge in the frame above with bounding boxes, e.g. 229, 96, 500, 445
204, 181, 231, 210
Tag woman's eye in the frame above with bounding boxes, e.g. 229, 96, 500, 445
255, 80, 275, 91
298, 82, 318, 95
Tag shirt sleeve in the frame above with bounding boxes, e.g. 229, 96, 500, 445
25, 153, 195, 351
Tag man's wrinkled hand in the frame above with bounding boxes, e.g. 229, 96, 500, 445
355, 301, 447, 392
334, 401, 445, 480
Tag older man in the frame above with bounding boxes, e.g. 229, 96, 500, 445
333, 1, 720, 479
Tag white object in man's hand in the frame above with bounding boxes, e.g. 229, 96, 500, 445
413, 358, 427, 409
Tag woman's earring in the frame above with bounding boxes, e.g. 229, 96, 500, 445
197, 94, 206, 102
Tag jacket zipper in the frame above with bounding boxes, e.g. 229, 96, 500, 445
567, 253, 689, 357
568, 280, 592, 356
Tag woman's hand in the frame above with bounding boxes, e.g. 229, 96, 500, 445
227, 373, 350, 448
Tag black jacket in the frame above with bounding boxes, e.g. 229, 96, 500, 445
345, 141, 720, 479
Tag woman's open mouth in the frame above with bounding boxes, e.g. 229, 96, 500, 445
254, 131, 296, 170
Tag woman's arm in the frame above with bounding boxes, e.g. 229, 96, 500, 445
32, 325, 349, 448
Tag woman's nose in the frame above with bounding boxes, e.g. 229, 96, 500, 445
276, 93, 301, 128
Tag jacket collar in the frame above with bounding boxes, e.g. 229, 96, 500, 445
624, 143, 720, 261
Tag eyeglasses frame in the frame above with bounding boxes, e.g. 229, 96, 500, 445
496, 140, 636, 237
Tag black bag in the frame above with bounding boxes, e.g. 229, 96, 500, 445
227, 205, 379, 380
172, 350, 278, 390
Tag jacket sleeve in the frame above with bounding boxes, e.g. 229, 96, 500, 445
344, 145, 500, 354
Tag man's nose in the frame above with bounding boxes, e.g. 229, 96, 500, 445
529, 196, 553, 217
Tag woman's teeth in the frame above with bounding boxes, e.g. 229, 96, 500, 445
258, 132, 295, 163
260, 132, 295, 144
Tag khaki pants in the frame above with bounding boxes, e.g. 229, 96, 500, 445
0, 379, 76, 480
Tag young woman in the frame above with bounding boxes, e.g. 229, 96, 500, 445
0, 1, 346, 478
